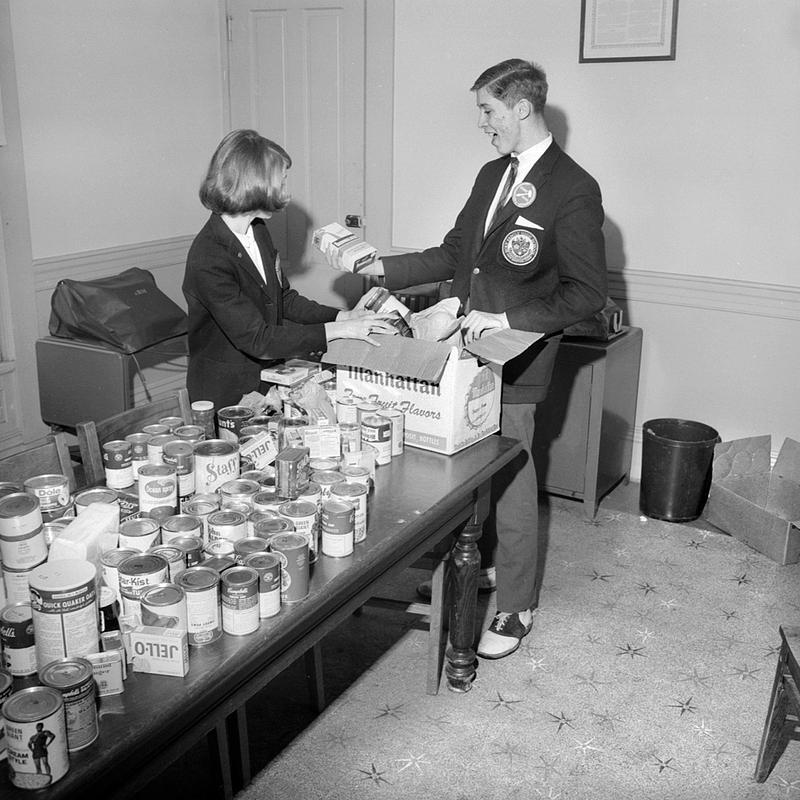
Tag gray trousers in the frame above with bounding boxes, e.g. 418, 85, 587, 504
478, 401, 539, 613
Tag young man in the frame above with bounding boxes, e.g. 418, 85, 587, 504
361, 58, 608, 659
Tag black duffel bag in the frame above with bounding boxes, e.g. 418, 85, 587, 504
49, 267, 188, 354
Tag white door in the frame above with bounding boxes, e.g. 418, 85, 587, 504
226, 0, 366, 308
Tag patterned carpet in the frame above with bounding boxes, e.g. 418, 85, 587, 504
231, 496, 800, 800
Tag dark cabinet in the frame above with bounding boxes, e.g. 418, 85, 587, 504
534, 327, 643, 518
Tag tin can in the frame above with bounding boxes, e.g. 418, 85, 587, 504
102, 440, 134, 490
3, 686, 69, 787
335, 396, 358, 424
137, 464, 177, 516
74, 487, 119, 515
277, 501, 318, 563
0, 493, 47, 570
173, 424, 205, 444
320, 500, 355, 557
142, 423, 170, 437
220, 566, 259, 635
356, 401, 381, 424
176, 566, 221, 646
377, 408, 405, 456
190, 399, 216, 439
99, 548, 138, 608
253, 517, 294, 541
0, 481, 21, 499
179, 499, 217, 542
146, 433, 177, 466
243, 552, 281, 618
207, 509, 248, 543
240, 468, 274, 486
203, 538, 235, 558
41, 518, 72, 550
252, 489, 285, 515
194, 439, 240, 494
38, 657, 98, 752
338, 421, 360, 454
331, 481, 368, 543
23, 474, 71, 514
246, 509, 280, 537
162, 440, 195, 501
160, 512, 204, 545
2, 561, 45, 605
125, 432, 151, 479
217, 405, 255, 442
202, 555, 235, 574
233, 537, 270, 565
268, 532, 309, 603
360, 415, 392, 465
219, 478, 260, 510
0, 667, 13, 744
274, 447, 309, 499
310, 470, 346, 502
0, 602, 37, 677
117, 553, 169, 617
308, 458, 339, 472
342, 465, 371, 490
158, 416, 185, 433
118, 517, 161, 552
148, 545, 185, 581
28, 559, 98, 664
98, 585, 120, 633
139, 582, 187, 630
170, 535, 204, 568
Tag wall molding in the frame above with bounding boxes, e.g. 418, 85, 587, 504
33, 235, 194, 291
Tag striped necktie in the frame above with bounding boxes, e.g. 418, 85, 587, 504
486, 156, 519, 233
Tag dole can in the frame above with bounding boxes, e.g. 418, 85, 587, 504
22, 474, 71, 514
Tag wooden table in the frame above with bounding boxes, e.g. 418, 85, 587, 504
0, 434, 522, 799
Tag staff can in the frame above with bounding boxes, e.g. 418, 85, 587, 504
2, 686, 69, 788
220, 566, 259, 636
242, 552, 281, 619
0, 602, 37, 677
28, 559, 98, 664
193, 439, 240, 494
176, 566, 221, 646
38, 657, 98, 752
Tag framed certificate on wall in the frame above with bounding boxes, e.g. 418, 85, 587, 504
580, 0, 679, 62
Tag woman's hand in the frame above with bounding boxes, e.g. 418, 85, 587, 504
325, 315, 396, 346
336, 308, 373, 321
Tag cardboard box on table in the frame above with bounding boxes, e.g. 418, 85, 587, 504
323, 330, 542, 455
704, 435, 800, 565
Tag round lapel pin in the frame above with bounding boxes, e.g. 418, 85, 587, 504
512, 182, 536, 208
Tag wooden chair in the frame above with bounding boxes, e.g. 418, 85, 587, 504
755, 624, 800, 782
0, 432, 79, 493
76, 387, 192, 486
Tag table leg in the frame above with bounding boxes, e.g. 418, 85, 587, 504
445, 484, 489, 692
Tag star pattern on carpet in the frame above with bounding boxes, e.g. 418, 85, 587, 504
394, 752, 430, 773
573, 669, 608, 691
573, 737, 603, 757
616, 642, 646, 659
547, 710, 575, 733
636, 627, 655, 643
374, 702, 404, 719
676, 666, 713, 689
635, 581, 657, 595
532, 752, 563, 782
486, 691, 523, 711
590, 708, 623, 730
652, 755, 678, 773
357, 763, 391, 785
490, 740, 526, 766
730, 573, 752, 586
692, 719, 715, 738
686, 539, 706, 549
667, 697, 698, 715
729, 663, 762, 681
587, 568, 613, 581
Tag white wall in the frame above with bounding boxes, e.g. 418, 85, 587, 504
10, 0, 223, 258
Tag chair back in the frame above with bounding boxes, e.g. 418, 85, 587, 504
76, 388, 192, 487
0, 433, 78, 493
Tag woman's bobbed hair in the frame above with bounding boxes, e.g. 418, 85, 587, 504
199, 129, 292, 215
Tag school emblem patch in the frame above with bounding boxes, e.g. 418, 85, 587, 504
502, 229, 539, 265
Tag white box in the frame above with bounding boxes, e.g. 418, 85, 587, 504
326, 336, 502, 455
130, 626, 190, 677
312, 222, 377, 273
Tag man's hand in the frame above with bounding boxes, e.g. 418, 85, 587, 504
461, 310, 509, 344
358, 258, 385, 277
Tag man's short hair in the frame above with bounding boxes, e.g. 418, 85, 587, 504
199, 129, 292, 215
471, 59, 548, 114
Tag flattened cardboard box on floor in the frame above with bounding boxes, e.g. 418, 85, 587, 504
704, 435, 800, 565
324, 330, 541, 455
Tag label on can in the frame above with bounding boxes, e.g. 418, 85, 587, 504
220, 567, 259, 635
331, 481, 368, 543
377, 408, 405, 456
277, 501, 318, 563
137, 465, 177, 515
176, 566, 221, 646
320, 500, 355, 558
360, 415, 392, 465
243, 552, 281, 618
28, 559, 98, 664
217, 405, 255, 442
0, 603, 37, 676
38, 657, 98, 752
117, 554, 169, 617
194, 440, 240, 494
268, 532, 309, 604
139, 582, 187, 630
207, 510, 248, 543
3, 686, 69, 788
23, 475, 71, 512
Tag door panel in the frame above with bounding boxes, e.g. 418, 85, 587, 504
227, 0, 366, 307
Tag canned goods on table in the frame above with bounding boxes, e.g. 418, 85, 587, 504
160, 512, 204, 544
310, 470, 346, 501
118, 517, 161, 552
356, 401, 380, 424
137, 464, 177, 515
0, 493, 47, 570
253, 517, 294, 540
252, 489, 284, 515
219, 478, 260, 509
207, 509, 248, 543
320, 500, 355, 558
217, 405, 255, 442
158, 416, 185, 433
100, 548, 138, 607
0, 602, 37, 677
2, 686, 69, 788
242, 552, 281, 619
146, 433, 177, 466
268, 531, 309, 604
360, 415, 392, 465
331, 481, 368, 543
117, 553, 169, 617
377, 408, 405, 456
74, 487, 119, 515
162, 440, 195, 500
170, 535, 204, 568
335, 397, 358, 424
22, 474, 71, 514
277, 501, 318, 563
173, 424, 206, 444
125, 432, 151, 479
233, 537, 270, 564
103, 440, 134, 489
339, 421, 361, 453
139, 582, 187, 630
148, 545, 185, 580
38, 657, 98, 752
274, 447, 309, 499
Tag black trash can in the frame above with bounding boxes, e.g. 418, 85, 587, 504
639, 418, 721, 523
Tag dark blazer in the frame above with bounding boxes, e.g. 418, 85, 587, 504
383, 140, 607, 403
182, 213, 338, 409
